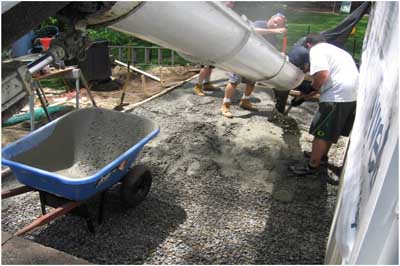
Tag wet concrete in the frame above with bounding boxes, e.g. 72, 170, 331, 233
11, 108, 157, 179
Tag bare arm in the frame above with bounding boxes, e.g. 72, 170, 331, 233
255, 27, 287, 35
303, 63, 310, 73
303, 70, 329, 99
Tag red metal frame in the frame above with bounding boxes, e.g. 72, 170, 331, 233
2, 185, 83, 236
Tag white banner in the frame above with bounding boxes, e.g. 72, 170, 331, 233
327, 2, 399, 264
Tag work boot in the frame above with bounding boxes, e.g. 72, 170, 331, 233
289, 161, 319, 176
203, 82, 218, 91
194, 84, 205, 96
239, 99, 258, 111
220, 103, 233, 118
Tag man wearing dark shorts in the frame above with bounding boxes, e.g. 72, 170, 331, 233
290, 33, 358, 175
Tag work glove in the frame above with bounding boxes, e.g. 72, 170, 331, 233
290, 97, 305, 107
297, 80, 314, 95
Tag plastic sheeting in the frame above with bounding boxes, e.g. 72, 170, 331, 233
321, 2, 370, 48
325, 2, 399, 264
293, 2, 370, 48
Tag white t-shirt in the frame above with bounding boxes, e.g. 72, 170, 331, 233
309, 43, 359, 102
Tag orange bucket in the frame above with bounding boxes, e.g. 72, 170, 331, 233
40, 37, 54, 51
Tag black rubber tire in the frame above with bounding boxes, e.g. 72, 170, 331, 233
120, 165, 152, 208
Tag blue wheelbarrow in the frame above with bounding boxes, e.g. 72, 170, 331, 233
2, 108, 159, 235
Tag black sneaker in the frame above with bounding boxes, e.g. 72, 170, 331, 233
327, 175, 340, 186
289, 162, 319, 176
303, 151, 328, 165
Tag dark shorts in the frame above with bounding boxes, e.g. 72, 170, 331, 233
309, 101, 356, 143
200, 65, 215, 69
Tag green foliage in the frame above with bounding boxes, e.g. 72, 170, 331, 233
39, 17, 59, 28
87, 28, 133, 45
87, 10, 368, 64
108, 46, 190, 68
283, 11, 368, 63
86, 28, 155, 46
39, 79, 68, 91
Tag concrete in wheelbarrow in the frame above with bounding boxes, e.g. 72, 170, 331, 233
10, 108, 157, 179
2, 231, 91, 265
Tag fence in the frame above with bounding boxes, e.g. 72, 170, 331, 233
109, 46, 190, 67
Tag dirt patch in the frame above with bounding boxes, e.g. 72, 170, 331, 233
1, 65, 199, 147
90, 65, 199, 109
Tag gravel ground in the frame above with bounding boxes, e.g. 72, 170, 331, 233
1, 69, 345, 264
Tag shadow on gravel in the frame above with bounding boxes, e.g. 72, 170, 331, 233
236, 110, 271, 119
204, 89, 225, 99
255, 114, 332, 264
30, 181, 187, 265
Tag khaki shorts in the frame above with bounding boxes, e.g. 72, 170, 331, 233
227, 72, 255, 85
309, 101, 356, 143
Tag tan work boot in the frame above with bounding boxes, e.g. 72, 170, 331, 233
203, 82, 218, 91
220, 103, 233, 118
239, 99, 258, 111
194, 84, 205, 96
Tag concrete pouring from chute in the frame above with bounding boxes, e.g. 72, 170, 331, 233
107, 1, 305, 91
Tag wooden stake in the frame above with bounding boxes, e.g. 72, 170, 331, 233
141, 75, 150, 97
160, 66, 165, 88
118, 62, 131, 106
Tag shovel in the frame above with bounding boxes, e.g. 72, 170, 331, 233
284, 97, 305, 115
114, 61, 131, 111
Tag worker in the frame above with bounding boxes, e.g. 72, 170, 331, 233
289, 33, 359, 176
194, 1, 235, 97
275, 43, 311, 113
193, 65, 218, 96
223, 1, 235, 9
221, 13, 287, 118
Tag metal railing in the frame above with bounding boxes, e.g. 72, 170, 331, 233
109, 46, 188, 66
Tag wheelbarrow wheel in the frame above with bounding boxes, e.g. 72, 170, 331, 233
121, 165, 152, 208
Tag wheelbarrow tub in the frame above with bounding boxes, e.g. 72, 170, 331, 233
2, 108, 159, 201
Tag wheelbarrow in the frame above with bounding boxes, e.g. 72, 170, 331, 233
2, 107, 159, 236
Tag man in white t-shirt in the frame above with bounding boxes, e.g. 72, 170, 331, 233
290, 33, 359, 176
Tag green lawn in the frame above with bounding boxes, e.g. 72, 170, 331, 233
278, 11, 369, 63
89, 9, 368, 66
40, 9, 368, 89
28, 5, 368, 89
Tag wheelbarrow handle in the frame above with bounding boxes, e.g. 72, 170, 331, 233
2, 186, 35, 199
14, 201, 82, 237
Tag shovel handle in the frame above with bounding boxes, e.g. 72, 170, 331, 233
119, 62, 131, 106
282, 33, 288, 55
